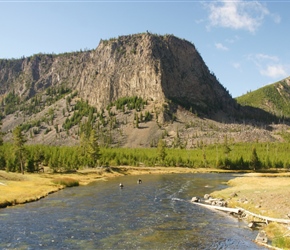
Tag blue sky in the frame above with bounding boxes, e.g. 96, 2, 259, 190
0, 0, 289, 97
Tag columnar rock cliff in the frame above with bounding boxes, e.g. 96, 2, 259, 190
0, 33, 285, 147
0, 33, 235, 115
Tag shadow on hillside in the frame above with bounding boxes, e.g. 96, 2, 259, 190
235, 105, 289, 126
170, 99, 289, 127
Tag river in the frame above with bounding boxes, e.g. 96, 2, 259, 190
0, 173, 267, 249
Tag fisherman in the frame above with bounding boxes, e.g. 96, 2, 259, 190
119, 183, 124, 189
137, 179, 142, 184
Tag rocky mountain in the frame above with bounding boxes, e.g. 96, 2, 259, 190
0, 33, 287, 147
0, 33, 237, 115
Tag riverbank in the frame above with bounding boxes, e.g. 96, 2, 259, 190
0, 166, 225, 208
211, 172, 290, 249
1, 167, 290, 248
1, 167, 290, 212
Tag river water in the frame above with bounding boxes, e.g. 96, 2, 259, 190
0, 173, 267, 250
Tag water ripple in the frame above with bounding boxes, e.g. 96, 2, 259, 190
0, 173, 267, 249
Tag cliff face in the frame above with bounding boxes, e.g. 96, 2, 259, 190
150, 35, 234, 113
0, 33, 235, 115
80, 34, 164, 109
0, 33, 284, 147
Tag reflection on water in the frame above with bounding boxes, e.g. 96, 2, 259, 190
0, 173, 267, 249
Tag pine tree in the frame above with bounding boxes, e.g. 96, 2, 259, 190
0, 121, 3, 146
87, 129, 101, 167
12, 126, 27, 174
79, 132, 88, 165
250, 147, 261, 170
135, 113, 139, 128
157, 138, 167, 165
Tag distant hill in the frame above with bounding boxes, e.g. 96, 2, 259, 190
0, 33, 287, 147
236, 77, 290, 119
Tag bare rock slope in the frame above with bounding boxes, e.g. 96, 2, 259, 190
0, 33, 235, 114
0, 33, 285, 147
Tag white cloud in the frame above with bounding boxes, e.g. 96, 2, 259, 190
204, 0, 270, 33
215, 42, 229, 51
255, 53, 279, 62
247, 53, 289, 79
260, 65, 288, 78
232, 62, 241, 70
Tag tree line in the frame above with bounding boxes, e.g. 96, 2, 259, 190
0, 124, 289, 174
0, 125, 101, 174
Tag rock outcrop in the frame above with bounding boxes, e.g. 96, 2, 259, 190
0, 32, 282, 147
0, 33, 236, 116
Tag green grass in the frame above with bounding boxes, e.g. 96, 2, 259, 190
236, 78, 290, 118
265, 223, 290, 249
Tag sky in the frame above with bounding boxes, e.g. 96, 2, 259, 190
0, 0, 290, 97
